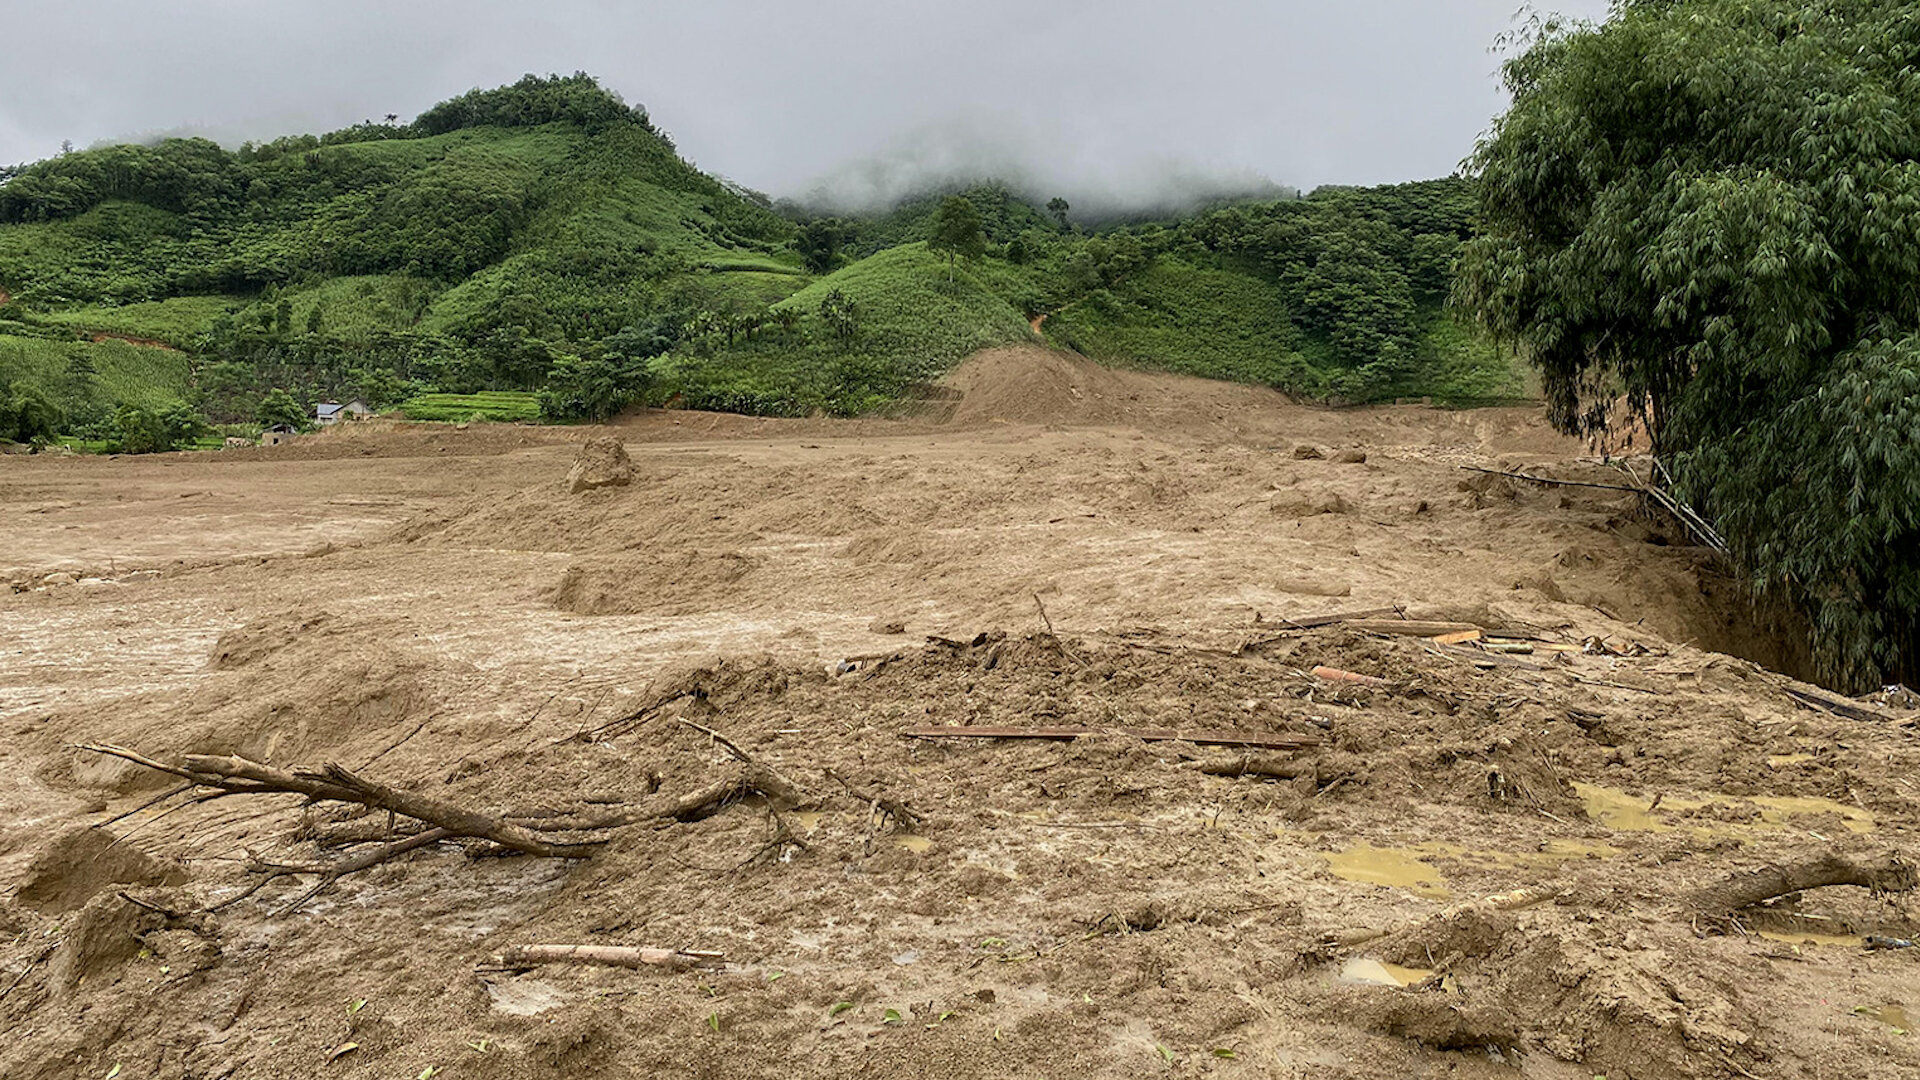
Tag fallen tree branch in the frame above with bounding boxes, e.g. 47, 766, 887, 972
223, 828, 456, 914
826, 769, 923, 831
902, 725, 1321, 750
485, 944, 724, 973
1780, 685, 1902, 726
674, 719, 808, 805
1689, 851, 1918, 918
181, 753, 601, 859
1459, 465, 1643, 494
76, 743, 804, 913
1461, 463, 1727, 554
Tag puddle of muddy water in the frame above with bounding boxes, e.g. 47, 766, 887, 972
1856, 1004, 1912, 1031
1339, 958, 1435, 987
1573, 782, 1874, 834
1325, 844, 1451, 899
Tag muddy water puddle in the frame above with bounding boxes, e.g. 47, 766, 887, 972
1324, 844, 1451, 898
1320, 837, 1619, 898
1856, 1005, 1913, 1031
1573, 782, 1873, 834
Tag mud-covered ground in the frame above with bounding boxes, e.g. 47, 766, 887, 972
2, 347, 1916, 1079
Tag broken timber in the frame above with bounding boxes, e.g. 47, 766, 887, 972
486, 944, 725, 973
902, 725, 1321, 750
1780, 684, 1905, 726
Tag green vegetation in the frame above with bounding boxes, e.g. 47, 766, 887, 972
1459, 0, 1920, 688
397, 391, 541, 422
0, 71, 1515, 450
33, 295, 237, 347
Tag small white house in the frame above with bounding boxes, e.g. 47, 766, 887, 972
259, 423, 298, 447
314, 398, 371, 426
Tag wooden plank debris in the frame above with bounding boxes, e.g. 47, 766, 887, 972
1310, 665, 1390, 687
902, 725, 1322, 750
1270, 607, 1402, 630
1781, 685, 1904, 726
1346, 619, 1484, 637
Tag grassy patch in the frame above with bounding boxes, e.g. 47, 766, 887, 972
0, 332, 193, 411
396, 390, 542, 422
772, 244, 1032, 376
1044, 260, 1322, 392
647, 244, 1033, 417
36, 295, 239, 347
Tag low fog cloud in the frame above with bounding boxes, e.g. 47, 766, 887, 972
0, 1, 1612, 210
788, 114, 1291, 218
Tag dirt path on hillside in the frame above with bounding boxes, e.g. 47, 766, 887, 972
0, 346, 1912, 1079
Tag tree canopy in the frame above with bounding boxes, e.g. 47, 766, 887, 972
1457, 0, 1920, 688
927, 195, 987, 281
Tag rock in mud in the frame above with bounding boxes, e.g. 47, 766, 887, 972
1291, 444, 1325, 460
1334, 448, 1368, 464
567, 436, 634, 494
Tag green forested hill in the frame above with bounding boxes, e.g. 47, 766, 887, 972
0, 73, 1519, 449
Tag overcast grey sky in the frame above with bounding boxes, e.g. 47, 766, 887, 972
0, 1, 1611, 208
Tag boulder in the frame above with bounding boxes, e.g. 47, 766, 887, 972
1334, 448, 1368, 464
1291, 444, 1325, 460
566, 436, 634, 494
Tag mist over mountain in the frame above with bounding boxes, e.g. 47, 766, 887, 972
782, 116, 1293, 222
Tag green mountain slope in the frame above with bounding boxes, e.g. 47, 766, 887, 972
0, 73, 1521, 449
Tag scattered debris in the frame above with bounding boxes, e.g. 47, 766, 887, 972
901, 725, 1322, 750
1310, 665, 1389, 688
484, 945, 725, 973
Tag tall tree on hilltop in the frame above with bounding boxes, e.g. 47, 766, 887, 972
927, 195, 986, 284
1046, 196, 1070, 232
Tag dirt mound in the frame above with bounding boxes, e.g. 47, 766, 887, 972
208, 609, 342, 669
941, 346, 1138, 428
549, 551, 760, 615
566, 435, 634, 493
43, 610, 444, 795
13, 825, 187, 913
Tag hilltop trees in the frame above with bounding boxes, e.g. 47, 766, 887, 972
1457, 0, 1920, 688
927, 195, 986, 283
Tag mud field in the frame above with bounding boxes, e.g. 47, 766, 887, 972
2, 347, 1916, 1079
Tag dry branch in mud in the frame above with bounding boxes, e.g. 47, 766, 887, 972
1688, 851, 1918, 920
75, 742, 814, 911
78, 744, 599, 858
484, 944, 725, 973
1184, 753, 1351, 787
901, 725, 1322, 750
